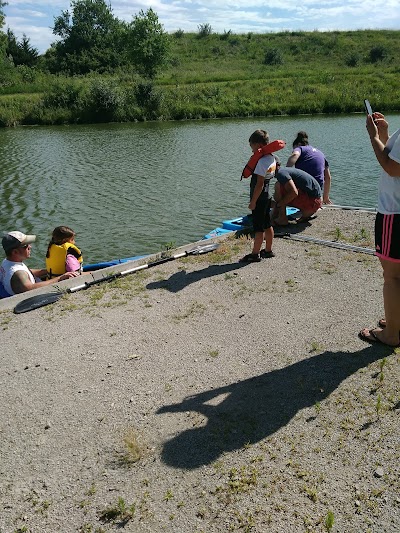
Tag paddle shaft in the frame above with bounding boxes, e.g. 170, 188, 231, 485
68, 250, 194, 293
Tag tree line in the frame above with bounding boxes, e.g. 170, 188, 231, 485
0, 0, 169, 78
1, 1, 399, 126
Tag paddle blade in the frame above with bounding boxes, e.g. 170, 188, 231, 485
14, 292, 63, 314
189, 243, 220, 255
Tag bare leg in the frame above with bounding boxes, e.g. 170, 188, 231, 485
380, 258, 400, 344
264, 226, 274, 252
361, 258, 400, 346
252, 231, 264, 254
272, 183, 289, 225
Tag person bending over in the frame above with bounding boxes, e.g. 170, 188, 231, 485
0, 231, 78, 298
286, 130, 332, 205
272, 166, 322, 226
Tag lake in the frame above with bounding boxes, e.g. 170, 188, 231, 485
0, 113, 396, 264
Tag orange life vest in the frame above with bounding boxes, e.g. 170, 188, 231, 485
241, 139, 286, 179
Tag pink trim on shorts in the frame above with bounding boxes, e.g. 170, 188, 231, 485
382, 214, 393, 257
375, 253, 400, 263
376, 214, 400, 261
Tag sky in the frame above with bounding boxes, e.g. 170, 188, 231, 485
4, 0, 400, 54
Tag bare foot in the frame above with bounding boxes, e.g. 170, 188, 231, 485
359, 327, 400, 347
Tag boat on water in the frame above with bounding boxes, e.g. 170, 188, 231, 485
83, 207, 300, 271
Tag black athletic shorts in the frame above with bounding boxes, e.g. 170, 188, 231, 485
375, 212, 400, 262
252, 194, 272, 233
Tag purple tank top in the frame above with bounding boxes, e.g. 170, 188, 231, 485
293, 145, 327, 188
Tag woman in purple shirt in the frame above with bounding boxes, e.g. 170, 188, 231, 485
286, 131, 332, 204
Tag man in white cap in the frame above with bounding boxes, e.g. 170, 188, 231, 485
0, 231, 78, 297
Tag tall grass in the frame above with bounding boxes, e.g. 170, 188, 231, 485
1, 29, 400, 125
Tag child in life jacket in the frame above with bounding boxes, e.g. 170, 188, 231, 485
46, 226, 83, 278
239, 129, 278, 262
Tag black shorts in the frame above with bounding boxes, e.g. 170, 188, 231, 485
375, 212, 400, 262
252, 194, 272, 233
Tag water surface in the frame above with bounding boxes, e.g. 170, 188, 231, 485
0, 114, 395, 264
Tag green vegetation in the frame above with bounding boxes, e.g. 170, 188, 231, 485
99, 496, 136, 523
1, 0, 400, 125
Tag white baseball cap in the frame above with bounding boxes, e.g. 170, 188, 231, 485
2, 231, 36, 253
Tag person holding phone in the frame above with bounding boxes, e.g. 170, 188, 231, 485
359, 108, 400, 347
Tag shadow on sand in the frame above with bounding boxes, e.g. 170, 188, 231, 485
157, 345, 391, 470
146, 262, 247, 293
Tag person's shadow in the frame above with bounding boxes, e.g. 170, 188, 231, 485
146, 263, 247, 293
157, 345, 391, 469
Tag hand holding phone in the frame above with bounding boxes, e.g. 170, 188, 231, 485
364, 99, 373, 116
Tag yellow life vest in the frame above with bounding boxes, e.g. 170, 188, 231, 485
46, 242, 82, 277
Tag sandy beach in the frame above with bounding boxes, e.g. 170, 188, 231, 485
0, 208, 399, 533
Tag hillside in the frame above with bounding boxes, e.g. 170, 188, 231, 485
1, 29, 400, 125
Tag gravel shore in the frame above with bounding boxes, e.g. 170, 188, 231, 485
1, 208, 399, 533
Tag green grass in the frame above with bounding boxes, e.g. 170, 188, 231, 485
1, 29, 400, 125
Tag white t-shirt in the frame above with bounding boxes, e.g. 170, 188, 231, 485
0, 259, 35, 296
254, 154, 276, 179
378, 128, 400, 214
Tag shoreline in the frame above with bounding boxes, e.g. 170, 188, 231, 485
1, 208, 399, 532
0, 205, 377, 313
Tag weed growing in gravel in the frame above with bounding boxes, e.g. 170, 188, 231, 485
86, 484, 96, 496
209, 349, 219, 357
78, 525, 106, 532
172, 301, 206, 321
376, 394, 382, 418
303, 485, 318, 502
332, 227, 345, 241
325, 510, 335, 531
0, 310, 13, 329
232, 510, 256, 531
310, 340, 324, 353
206, 242, 236, 263
161, 241, 176, 252
99, 497, 136, 523
352, 227, 371, 244
227, 466, 258, 494
120, 428, 146, 464
378, 357, 387, 387
322, 262, 337, 274
164, 489, 174, 501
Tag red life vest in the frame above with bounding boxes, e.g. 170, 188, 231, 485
241, 139, 286, 179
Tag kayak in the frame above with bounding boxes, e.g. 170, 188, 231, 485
85, 207, 299, 270
83, 255, 148, 272
203, 207, 299, 240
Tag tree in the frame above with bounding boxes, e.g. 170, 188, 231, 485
127, 8, 169, 79
6, 29, 38, 66
0, 1, 7, 58
50, 0, 126, 74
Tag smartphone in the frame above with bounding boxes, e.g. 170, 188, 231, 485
364, 99, 373, 116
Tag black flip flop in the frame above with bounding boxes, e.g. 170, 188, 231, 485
358, 328, 400, 347
297, 215, 317, 224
